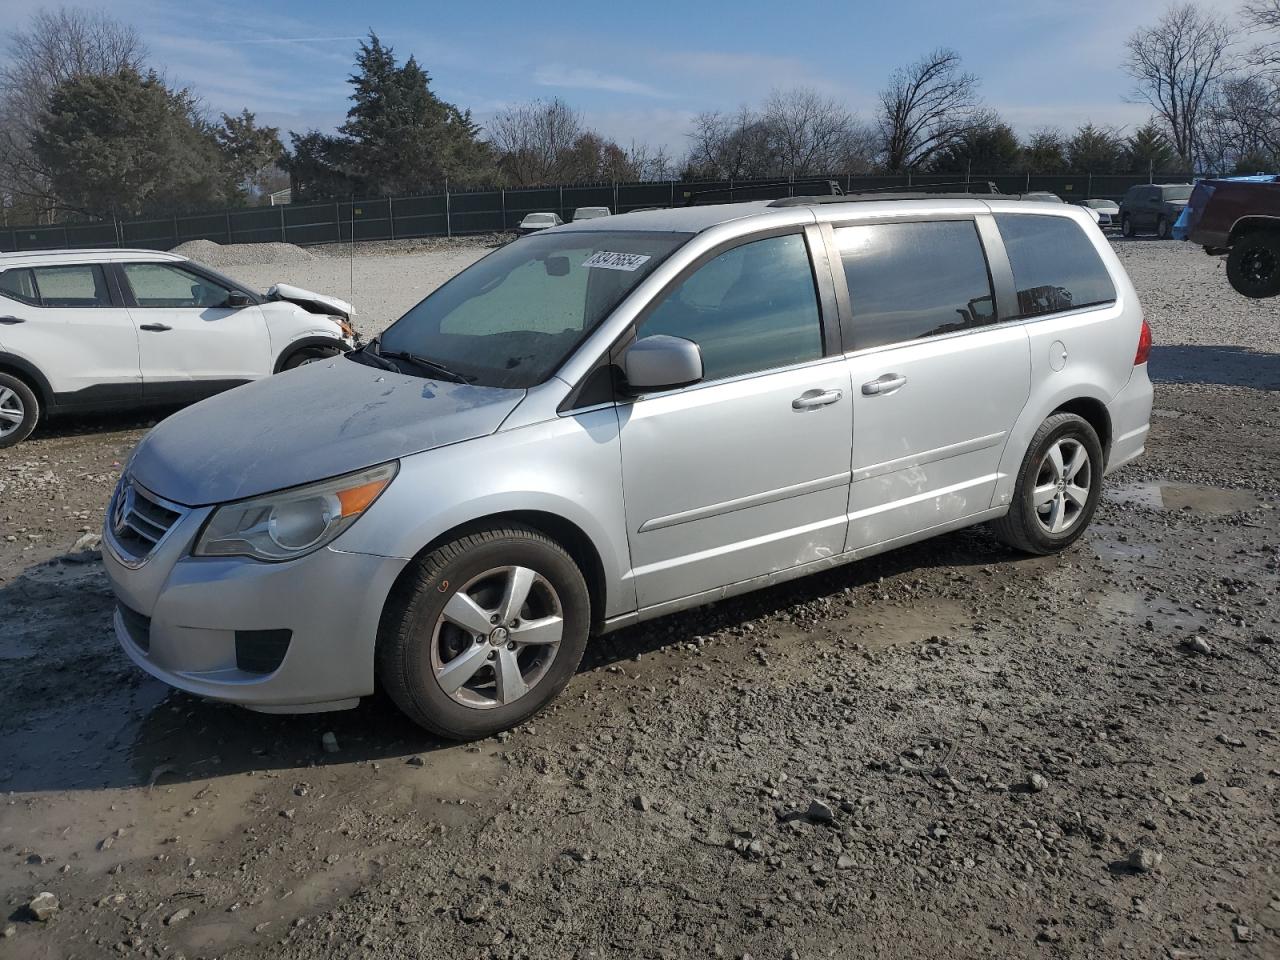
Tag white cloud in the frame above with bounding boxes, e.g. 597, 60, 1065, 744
532, 65, 668, 98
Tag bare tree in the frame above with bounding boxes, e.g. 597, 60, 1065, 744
487, 98, 585, 186
763, 87, 867, 176
1242, 0, 1280, 70
684, 106, 774, 179
876, 48, 983, 171
1124, 3, 1234, 169
0, 7, 147, 220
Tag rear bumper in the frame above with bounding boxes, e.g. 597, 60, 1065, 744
1105, 363, 1153, 475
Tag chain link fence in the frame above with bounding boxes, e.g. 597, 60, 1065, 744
0, 171, 1191, 253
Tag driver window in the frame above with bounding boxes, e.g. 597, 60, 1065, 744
636, 234, 823, 382
123, 263, 232, 308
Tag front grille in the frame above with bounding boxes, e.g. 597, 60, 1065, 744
117, 603, 152, 652
109, 477, 185, 564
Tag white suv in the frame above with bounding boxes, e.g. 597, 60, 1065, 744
0, 249, 356, 447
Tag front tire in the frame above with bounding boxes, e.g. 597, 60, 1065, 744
990, 413, 1104, 555
1226, 231, 1280, 299
0, 373, 39, 449
1156, 215, 1171, 239
377, 524, 591, 740
281, 344, 342, 370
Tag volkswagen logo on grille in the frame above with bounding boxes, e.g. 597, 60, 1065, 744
112, 478, 134, 538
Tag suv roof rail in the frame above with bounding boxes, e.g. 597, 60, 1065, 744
683, 178, 844, 206
768, 180, 1015, 207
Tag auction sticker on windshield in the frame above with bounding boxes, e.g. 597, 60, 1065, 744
582, 251, 651, 271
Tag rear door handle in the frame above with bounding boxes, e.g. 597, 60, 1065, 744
139, 323, 172, 332
862, 374, 907, 396
0, 315, 24, 325
792, 388, 843, 410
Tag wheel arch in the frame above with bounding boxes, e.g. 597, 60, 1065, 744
1227, 215, 1280, 246
1051, 396, 1112, 464
0, 352, 53, 410
383, 509, 610, 635
273, 336, 350, 374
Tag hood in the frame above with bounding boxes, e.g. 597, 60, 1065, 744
267, 283, 353, 320
129, 358, 524, 506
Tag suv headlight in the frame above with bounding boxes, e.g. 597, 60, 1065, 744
193, 461, 397, 561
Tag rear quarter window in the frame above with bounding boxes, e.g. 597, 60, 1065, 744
994, 214, 1117, 319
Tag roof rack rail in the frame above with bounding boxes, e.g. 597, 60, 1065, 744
767, 180, 1012, 207
682, 178, 843, 206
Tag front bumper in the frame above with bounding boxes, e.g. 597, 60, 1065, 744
103, 496, 408, 711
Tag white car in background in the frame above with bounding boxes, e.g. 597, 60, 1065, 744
0, 248, 356, 447
1080, 198, 1121, 230
572, 206, 611, 221
517, 212, 563, 235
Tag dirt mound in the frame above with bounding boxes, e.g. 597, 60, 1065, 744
170, 238, 314, 268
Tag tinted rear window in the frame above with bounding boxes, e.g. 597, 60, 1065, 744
835, 219, 996, 350
994, 214, 1116, 319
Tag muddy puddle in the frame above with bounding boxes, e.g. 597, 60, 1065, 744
1105, 480, 1261, 515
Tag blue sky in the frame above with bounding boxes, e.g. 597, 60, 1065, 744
8, 0, 1240, 152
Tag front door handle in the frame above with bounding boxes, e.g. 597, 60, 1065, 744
0, 315, 25, 325
862, 374, 907, 396
139, 323, 172, 332
792, 388, 843, 410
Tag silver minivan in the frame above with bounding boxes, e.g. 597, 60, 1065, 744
103, 197, 1154, 739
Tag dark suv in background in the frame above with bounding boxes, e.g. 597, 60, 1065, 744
1178, 175, 1280, 298
1119, 183, 1193, 238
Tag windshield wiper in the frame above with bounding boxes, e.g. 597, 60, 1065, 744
379, 349, 474, 383
348, 340, 397, 371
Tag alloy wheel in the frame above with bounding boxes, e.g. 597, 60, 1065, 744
0, 386, 25, 438
1033, 438, 1092, 535
1241, 247, 1277, 284
429, 565, 564, 709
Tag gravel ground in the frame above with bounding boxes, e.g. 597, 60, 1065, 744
0, 238, 1277, 959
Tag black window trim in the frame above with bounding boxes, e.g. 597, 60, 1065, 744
822, 212, 1008, 355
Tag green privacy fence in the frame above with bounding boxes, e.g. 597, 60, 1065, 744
0, 171, 1190, 253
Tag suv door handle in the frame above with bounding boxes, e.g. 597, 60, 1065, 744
139, 323, 172, 332
792, 388, 843, 410
862, 374, 907, 396
0, 315, 24, 324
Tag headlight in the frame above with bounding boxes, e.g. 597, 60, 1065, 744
193, 462, 397, 561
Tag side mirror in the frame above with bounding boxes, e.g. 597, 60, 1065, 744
226, 290, 250, 308
620, 335, 703, 393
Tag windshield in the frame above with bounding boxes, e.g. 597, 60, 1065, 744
373, 230, 687, 388
1163, 186, 1193, 201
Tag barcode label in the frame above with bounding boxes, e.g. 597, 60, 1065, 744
582, 251, 651, 271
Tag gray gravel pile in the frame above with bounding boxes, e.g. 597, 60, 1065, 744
170, 239, 315, 268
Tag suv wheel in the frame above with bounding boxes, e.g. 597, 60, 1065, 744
281, 344, 341, 370
990, 413, 1104, 555
377, 524, 591, 740
0, 372, 39, 449
1226, 231, 1280, 299
1156, 215, 1171, 239
1120, 215, 1134, 238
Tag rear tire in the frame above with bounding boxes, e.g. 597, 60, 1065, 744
377, 524, 591, 740
990, 413, 1104, 555
1120, 215, 1134, 238
0, 372, 39, 449
1156, 216, 1170, 239
1226, 231, 1280, 299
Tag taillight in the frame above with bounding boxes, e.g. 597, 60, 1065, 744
1134, 318, 1152, 365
